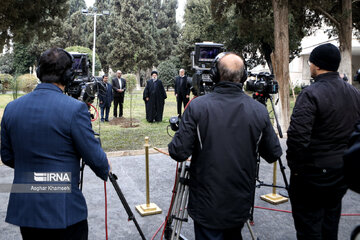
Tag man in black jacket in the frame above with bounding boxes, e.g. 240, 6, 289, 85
287, 43, 360, 240
168, 53, 282, 239
112, 70, 126, 118
174, 69, 191, 118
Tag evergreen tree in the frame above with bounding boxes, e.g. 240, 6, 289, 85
107, 0, 157, 75
13, 43, 36, 74
69, 0, 87, 16
0, 0, 69, 51
158, 59, 177, 90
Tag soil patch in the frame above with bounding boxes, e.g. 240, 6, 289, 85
109, 117, 140, 128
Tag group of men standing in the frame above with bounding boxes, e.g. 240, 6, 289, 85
99, 67, 191, 123
98, 70, 126, 122
142, 69, 191, 122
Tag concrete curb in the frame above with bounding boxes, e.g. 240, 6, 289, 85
106, 148, 168, 158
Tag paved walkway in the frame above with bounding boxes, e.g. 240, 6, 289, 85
1, 139, 359, 239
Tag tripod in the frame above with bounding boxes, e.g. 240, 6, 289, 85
164, 161, 259, 240
164, 161, 190, 240
249, 93, 289, 224
109, 172, 147, 240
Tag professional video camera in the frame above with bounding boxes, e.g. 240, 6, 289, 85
191, 42, 224, 96
65, 52, 105, 105
246, 72, 278, 105
167, 42, 225, 135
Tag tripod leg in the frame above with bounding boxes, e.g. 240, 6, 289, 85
277, 158, 289, 190
174, 171, 189, 240
171, 164, 187, 240
246, 220, 257, 240
79, 160, 85, 191
109, 172, 146, 240
250, 154, 261, 223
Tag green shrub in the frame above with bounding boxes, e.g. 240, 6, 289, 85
158, 60, 177, 90
123, 74, 137, 125
0, 74, 14, 93
290, 85, 302, 96
18, 74, 39, 93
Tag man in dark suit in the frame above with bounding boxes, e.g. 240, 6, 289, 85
112, 70, 126, 118
98, 74, 113, 122
174, 69, 190, 118
1, 48, 110, 240
143, 71, 167, 122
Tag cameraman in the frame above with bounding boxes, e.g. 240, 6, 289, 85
1, 48, 111, 240
287, 43, 360, 240
168, 53, 282, 239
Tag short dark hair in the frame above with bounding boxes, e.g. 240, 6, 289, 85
37, 48, 73, 84
218, 56, 245, 83
102, 74, 108, 79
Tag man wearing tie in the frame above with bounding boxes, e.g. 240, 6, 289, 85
112, 70, 126, 118
99, 75, 113, 122
174, 69, 190, 118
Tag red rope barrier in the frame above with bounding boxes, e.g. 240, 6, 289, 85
104, 181, 108, 240
88, 103, 99, 122
254, 205, 360, 216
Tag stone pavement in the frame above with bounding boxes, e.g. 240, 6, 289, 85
0, 139, 359, 240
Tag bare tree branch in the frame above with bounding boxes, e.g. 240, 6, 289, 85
313, 6, 341, 27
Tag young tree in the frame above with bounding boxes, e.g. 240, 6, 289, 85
122, 73, 137, 126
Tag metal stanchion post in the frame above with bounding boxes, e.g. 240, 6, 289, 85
135, 137, 162, 216
260, 161, 288, 204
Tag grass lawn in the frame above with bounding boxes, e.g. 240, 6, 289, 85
0, 89, 295, 152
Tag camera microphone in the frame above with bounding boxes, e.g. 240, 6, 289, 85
169, 116, 179, 132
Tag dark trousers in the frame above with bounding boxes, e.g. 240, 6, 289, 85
177, 95, 189, 117
113, 96, 124, 117
100, 106, 110, 121
289, 169, 347, 240
194, 221, 244, 240
20, 219, 88, 240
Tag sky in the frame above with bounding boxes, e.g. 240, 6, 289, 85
84, 0, 186, 23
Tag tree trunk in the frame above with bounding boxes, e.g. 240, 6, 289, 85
272, 0, 291, 135
338, 0, 352, 84
136, 70, 141, 90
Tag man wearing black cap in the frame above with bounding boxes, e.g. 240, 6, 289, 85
287, 43, 360, 240
143, 71, 167, 122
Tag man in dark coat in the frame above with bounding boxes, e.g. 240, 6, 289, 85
143, 71, 167, 122
174, 68, 191, 117
287, 43, 360, 240
168, 53, 282, 239
1, 48, 110, 239
343, 120, 360, 194
98, 74, 113, 122
112, 70, 126, 118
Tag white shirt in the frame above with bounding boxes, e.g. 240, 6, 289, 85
118, 78, 122, 89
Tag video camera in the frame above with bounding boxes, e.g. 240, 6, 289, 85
167, 43, 224, 134
65, 52, 105, 105
246, 72, 278, 105
191, 42, 224, 96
